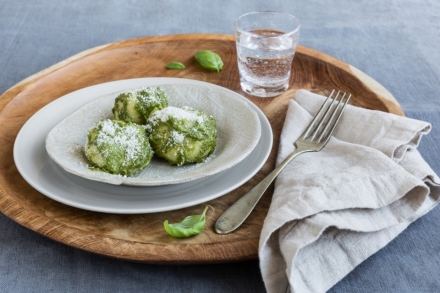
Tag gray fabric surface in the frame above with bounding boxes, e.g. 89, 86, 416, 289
1, 0, 439, 292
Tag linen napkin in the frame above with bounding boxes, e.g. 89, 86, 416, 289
259, 90, 440, 293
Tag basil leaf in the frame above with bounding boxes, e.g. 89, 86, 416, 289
194, 50, 223, 72
165, 62, 185, 69
164, 206, 212, 238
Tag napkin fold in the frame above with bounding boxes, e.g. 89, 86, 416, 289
259, 90, 440, 293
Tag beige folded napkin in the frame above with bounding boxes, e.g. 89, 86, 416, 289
259, 90, 440, 293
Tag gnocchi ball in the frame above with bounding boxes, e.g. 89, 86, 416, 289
146, 106, 217, 166
112, 87, 168, 124
85, 119, 153, 176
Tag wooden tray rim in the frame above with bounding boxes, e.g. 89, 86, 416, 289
0, 34, 403, 264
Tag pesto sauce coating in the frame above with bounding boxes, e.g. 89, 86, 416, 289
112, 87, 168, 124
85, 119, 154, 176
146, 106, 217, 166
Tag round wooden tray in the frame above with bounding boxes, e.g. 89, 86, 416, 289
0, 34, 403, 264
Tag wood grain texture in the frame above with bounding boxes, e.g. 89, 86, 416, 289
0, 34, 403, 264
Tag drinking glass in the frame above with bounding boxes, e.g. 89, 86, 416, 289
235, 11, 301, 97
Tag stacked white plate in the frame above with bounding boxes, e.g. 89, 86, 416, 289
14, 78, 273, 213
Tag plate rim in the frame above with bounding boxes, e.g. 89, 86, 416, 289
44, 83, 261, 186
13, 78, 273, 213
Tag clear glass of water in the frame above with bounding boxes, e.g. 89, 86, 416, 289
235, 11, 301, 97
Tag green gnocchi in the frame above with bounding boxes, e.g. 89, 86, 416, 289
85, 119, 154, 176
146, 106, 217, 166
85, 86, 217, 176
112, 87, 168, 124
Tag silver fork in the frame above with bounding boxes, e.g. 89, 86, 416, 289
215, 90, 351, 234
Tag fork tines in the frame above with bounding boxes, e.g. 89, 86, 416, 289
302, 90, 351, 144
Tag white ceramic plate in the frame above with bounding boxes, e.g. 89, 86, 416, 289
45, 84, 261, 186
13, 78, 273, 213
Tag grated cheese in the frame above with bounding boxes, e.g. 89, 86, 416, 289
148, 106, 205, 124
95, 120, 145, 162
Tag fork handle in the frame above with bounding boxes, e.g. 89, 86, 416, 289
215, 147, 309, 234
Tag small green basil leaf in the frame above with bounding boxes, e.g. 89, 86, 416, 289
165, 62, 185, 69
164, 206, 212, 238
194, 50, 223, 72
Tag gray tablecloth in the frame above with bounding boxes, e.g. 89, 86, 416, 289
1, 1, 439, 292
